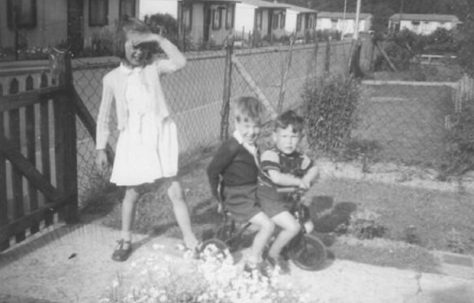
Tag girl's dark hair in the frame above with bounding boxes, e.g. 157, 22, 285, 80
114, 17, 155, 60
274, 110, 304, 134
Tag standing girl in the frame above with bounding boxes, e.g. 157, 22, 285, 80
95, 18, 198, 261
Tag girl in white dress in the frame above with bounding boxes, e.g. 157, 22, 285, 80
95, 18, 198, 261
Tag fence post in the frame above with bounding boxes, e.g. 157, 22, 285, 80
347, 39, 363, 78
51, 49, 79, 224
278, 36, 295, 113
324, 37, 331, 73
220, 37, 234, 141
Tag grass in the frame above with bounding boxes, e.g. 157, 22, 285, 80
82, 143, 474, 275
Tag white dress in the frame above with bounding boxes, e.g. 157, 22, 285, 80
110, 67, 178, 186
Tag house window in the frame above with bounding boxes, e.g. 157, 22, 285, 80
331, 18, 338, 30
120, 0, 135, 19
272, 12, 279, 29
181, 4, 192, 31
309, 15, 316, 29
7, 0, 37, 29
280, 12, 286, 29
296, 15, 302, 31
89, 0, 108, 26
225, 4, 234, 29
211, 7, 222, 30
255, 10, 263, 30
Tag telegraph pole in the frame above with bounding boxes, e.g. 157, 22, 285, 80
353, 0, 361, 40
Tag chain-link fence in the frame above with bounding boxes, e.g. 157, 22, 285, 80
71, 36, 468, 205
352, 82, 456, 167
71, 39, 356, 206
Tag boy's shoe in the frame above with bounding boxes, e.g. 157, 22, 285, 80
266, 255, 291, 274
111, 240, 132, 262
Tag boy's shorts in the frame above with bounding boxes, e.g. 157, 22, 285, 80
257, 184, 294, 218
222, 184, 261, 222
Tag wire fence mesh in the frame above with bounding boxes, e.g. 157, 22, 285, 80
353, 82, 456, 167
69, 36, 466, 206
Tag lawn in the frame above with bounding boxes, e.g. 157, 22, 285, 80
82, 146, 474, 274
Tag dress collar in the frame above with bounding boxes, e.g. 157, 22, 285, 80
119, 62, 144, 75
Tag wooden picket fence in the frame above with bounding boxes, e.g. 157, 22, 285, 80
0, 51, 80, 252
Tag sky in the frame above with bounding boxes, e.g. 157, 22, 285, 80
139, 0, 178, 19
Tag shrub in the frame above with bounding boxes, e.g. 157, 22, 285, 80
302, 75, 360, 158
438, 102, 474, 179
336, 209, 388, 240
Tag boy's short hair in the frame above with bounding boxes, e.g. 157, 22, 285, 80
234, 96, 264, 124
274, 110, 304, 134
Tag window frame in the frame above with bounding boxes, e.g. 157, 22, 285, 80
119, 0, 136, 20
255, 9, 263, 30
211, 7, 222, 30
272, 12, 279, 30
225, 4, 234, 30
7, 0, 37, 29
89, 0, 109, 27
181, 3, 193, 31
280, 11, 285, 29
296, 14, 302, 31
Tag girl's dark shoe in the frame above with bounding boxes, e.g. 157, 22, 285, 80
112, 240, 132, 262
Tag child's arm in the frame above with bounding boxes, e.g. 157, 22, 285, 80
140, 33, 186, 74
301, 155, 319, 188
206, 141, 239, 201
261, 150, 306, 188
95, 75, 114, 171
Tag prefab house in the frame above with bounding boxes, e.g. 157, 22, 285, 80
316, 11, 372, 36
0, 0, 140, 56
233, 0, 289, 42
388, 14, 460, 35
283, 4, 317, 39
178, 0, 238, 47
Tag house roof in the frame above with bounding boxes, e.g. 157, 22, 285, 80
284, 3, 317, 14
239, 0, 289, 9
389, 13, 460, 23
179, 0, 241, 3
317, 11, 372, 20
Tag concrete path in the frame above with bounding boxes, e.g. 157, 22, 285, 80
0, 223, 473, 303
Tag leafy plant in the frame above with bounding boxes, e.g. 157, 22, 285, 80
336, 209, 388, 240
438, 102, 474, 179
302, 74, 360, 158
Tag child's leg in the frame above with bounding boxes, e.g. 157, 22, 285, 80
268, 211, 300, 259
121, 186, 141, 244
247, 212, 275, 264
167, 180, 199, 249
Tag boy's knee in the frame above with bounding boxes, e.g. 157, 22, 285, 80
263, 219, 275, 233
289, 222, 301, 235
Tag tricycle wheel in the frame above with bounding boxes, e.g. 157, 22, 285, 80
289, 234, 327, 271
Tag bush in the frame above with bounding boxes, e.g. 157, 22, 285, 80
302, 75, 360, 158
335, 209, 388, 240
439, 102, 474, 178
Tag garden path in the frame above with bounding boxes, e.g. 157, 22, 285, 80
0, 221, 473, 303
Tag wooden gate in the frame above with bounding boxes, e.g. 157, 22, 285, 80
0, 51, 78, 252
